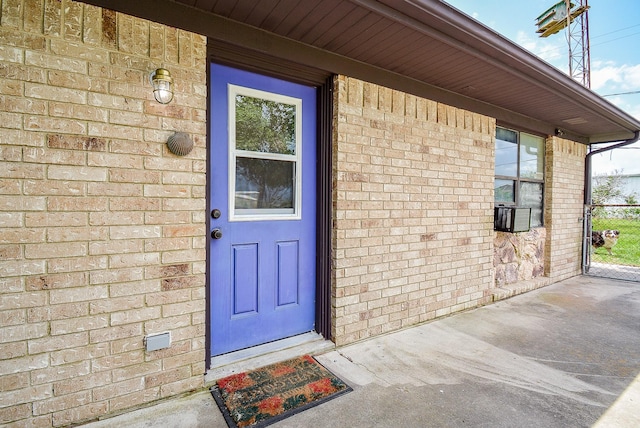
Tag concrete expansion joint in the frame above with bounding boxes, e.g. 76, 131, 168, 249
336, 349, 354, 363
334, 348, 388, 386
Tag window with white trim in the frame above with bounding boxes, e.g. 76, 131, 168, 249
229, 84, 302, 221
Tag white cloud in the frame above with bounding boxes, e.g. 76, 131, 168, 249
590, 61, 640, 122
591, 143, 640, 175
602, 94, 640, 118
588, 62, 640, 175
514, 30, 567, 69
625, 103, 640, 119
590, 61, 640, 92
512, 34, 640, 100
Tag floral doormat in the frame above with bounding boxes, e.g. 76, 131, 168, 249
210, 355, 351, 427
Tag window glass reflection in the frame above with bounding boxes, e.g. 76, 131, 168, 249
520, 181, 543, 227
235, 95, 296, 155
495, 127, 518, 177
235, 158, 295, 210
495, 179, 515, 203
520, 133, 544, 180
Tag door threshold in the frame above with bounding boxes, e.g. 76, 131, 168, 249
205, 332, 334, 384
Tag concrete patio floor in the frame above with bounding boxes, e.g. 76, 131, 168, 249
82, 275, 640, 427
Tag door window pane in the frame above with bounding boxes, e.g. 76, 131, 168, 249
229, 85, 302, 220
235, 95, 296, 155
235, 158, 294, 211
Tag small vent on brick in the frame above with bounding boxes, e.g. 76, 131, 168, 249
145, 332, 171, 351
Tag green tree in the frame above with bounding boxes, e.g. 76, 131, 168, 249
235, 95, 295, 154
591, 170, 638, 219
592, 170, 627, 205
234, 95, 296, 209
622, 194, 640, 220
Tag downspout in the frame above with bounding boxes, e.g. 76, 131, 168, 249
584, 131, 640, 205
582, 130, 640, 273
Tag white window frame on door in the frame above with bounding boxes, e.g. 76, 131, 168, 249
228, 84, 303, 222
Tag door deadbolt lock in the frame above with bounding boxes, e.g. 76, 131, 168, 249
211, 228, 223, 239
211, 209, 221, 219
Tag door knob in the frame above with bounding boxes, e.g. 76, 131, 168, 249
211, 209, 221, 219
211, 228, 223, 239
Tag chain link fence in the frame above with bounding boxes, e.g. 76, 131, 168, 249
584, 204, 640, 282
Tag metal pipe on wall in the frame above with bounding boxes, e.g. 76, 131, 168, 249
584, 130, 640, 205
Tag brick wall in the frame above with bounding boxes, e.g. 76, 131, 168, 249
332, 75, 496, 346
0, 1, 207, 426
544, 136, 586, 280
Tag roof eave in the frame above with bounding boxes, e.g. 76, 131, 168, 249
384, 0, 640, 140
80, 0, 640, 142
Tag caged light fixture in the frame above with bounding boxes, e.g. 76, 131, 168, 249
150, 68, 174, 104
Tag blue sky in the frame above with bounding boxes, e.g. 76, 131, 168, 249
444, 0, 640, 175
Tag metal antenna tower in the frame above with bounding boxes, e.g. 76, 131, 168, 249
536, 0, 591, 88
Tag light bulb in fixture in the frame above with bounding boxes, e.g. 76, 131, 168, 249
150, 68, 173, 104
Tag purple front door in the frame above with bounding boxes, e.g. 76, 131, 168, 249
209, 63, 317, 356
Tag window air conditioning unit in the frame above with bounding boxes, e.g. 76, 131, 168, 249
494, 206, 531, 233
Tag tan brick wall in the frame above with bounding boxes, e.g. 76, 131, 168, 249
332, 75, 496, 346
544, 136, 586, 280
0, 1, 207, 426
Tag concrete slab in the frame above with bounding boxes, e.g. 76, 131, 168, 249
80, 390, 224, 428
81, 275, 640, 427
594, 373, 640, 427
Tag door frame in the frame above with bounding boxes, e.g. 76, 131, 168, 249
204, 59, 334, 367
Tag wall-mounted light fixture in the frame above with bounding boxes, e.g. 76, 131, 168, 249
150, 68, 173, 104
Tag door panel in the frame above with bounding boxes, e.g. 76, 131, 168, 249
233, 244, 258, 315
209, 63, 317, 356
277, 241, 299, 306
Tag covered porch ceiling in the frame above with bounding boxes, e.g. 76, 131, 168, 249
83, 0, 640, 144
